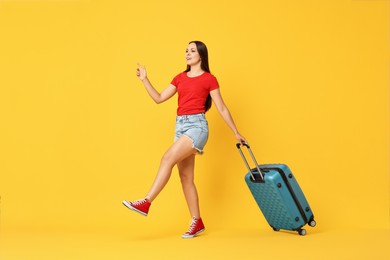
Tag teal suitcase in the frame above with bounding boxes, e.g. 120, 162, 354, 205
237, 143, 316, 236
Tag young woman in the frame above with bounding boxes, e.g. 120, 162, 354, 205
123, 41, 246, 238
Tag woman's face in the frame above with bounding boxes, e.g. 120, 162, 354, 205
185, 42, 201, 67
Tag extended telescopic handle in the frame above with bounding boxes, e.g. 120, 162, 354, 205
236, 142, 264, 181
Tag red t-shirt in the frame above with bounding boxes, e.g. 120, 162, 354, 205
171, 72, 220, 115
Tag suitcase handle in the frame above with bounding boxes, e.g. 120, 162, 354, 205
236, 142, 264, 181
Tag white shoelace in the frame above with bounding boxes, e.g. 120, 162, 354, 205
132, 199, 146, 206
186, 218, 198, 233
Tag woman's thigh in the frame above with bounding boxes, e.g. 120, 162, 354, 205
162, 135, 196, 166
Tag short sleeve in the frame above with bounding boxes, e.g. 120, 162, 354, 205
170, 73, 182, 88
209, 74, 220, 91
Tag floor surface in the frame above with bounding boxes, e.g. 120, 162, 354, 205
1, 227, 389, 260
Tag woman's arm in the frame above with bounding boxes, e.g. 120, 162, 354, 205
136, 64, 177, 104
210, 88, 246, 143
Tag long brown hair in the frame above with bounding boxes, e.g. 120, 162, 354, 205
184, 41, 212, 112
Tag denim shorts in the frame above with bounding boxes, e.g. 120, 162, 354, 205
174, 113, 209, 154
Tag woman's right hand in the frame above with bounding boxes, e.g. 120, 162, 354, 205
136, 63, 147, 81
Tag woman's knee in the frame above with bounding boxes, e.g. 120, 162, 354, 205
179, 170, 194, 185
160, 150, 176, 168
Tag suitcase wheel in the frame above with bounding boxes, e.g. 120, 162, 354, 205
271, 226, 280, 232
298, 229, 306, 236
309, 220, 316, 227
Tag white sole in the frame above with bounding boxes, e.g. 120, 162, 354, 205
181, 228, 205, 239
122, 200, 148, 216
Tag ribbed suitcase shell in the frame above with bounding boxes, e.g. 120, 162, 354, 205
245, 164, 314, 233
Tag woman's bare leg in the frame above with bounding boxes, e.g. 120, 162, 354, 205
177, 154, 200, 219
145, 135, 196, 202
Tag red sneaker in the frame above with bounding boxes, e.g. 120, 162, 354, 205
181, 217, 205, 238
122, 199, 151, 216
